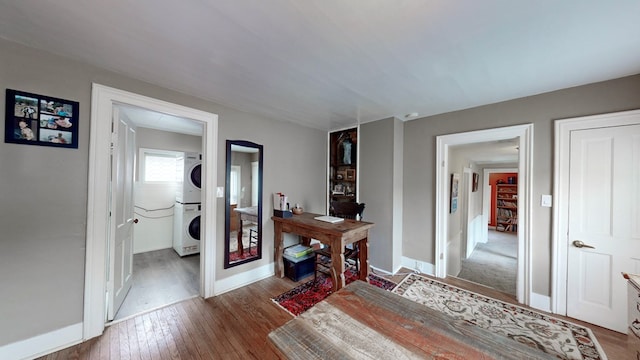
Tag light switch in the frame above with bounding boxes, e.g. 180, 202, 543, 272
541, 194, 552, 207
216, 186, 224, 198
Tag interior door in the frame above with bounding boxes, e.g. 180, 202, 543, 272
107, 106, 136, 321
566, 124, 640, 332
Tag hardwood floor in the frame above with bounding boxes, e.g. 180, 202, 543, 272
38, 270, 630, 359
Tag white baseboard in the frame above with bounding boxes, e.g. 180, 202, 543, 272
214, 262, 275, 295
0, 322, 83, 360
529, 292, 551, 313
400, 256, 434, 275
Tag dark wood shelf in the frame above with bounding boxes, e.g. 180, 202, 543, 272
329, 128, 358, 202
496, 183, 517, 232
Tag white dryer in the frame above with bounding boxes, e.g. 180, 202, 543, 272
176, 152, 202, 204
173, 202, 201, 256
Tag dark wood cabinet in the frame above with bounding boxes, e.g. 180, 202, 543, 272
329, 128, 357, 205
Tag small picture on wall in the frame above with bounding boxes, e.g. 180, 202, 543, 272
472, 172, 479, 192
450, 173, 460, 213
5, 89, 79, 149
346, 168, 355, 180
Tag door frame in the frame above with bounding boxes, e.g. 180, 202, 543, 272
461, 167, 472, 259
436, 124, 533, 304
552, 108, 640, 315
84, 84, 218, 340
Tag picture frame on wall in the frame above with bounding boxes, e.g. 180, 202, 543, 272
450, 173, 459, 213
472, 172, 479, 192
5, 89, 79, 149
345, 168, 356, 180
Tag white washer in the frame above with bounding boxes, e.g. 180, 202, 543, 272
173, 202, 201, 256
176, 152, 202, 204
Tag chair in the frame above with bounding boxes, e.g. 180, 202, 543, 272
314, 202, 365, 282
330, 201, 365, 220
248, 227, 258, 254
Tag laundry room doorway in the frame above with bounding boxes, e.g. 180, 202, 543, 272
112, 142, 203, 321
84, 84, 218, 339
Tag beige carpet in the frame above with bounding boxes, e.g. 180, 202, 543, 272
457, 230, 517, 295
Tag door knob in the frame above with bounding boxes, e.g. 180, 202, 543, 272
133, 218, 139, 224
572, 240, 595, 249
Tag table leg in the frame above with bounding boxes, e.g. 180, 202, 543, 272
237, 218, 244, 256
331, 243, 346, 291
274, 221, 284, 278
358, 237, 370, 282
299, 236, 311, 247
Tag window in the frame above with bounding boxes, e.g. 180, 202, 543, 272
139, 148, 182, 183
230, 165, 241, 205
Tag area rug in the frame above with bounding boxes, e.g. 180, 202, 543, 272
272, 270, 397, 316
393, 274, 607, 360
228, 246, 258, 262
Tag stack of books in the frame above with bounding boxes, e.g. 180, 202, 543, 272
284, 244, 313, 260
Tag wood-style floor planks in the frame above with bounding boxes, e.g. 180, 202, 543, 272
37, 273, 629, 359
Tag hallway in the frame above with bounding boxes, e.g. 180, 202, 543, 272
456, 230, 517, 296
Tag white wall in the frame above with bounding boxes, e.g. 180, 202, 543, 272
133, 182, 178, 253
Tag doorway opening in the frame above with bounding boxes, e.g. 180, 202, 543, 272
435, 124, 533, 305
84, 84, 218, 340
111, 114, 204, 321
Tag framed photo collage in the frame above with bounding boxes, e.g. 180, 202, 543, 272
5, 89, 79, 149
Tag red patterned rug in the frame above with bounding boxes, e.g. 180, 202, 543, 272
228, 247, 258, 262
272, 270, 397, 316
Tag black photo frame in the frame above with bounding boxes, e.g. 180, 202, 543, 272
5, 89, 79, 149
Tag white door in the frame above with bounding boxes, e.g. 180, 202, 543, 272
566, 123, 640, 332
107, 107, 136, 320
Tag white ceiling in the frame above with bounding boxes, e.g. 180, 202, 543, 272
118, 104, 204, 136
1, 1, 639, 131
451, 138, 519, 165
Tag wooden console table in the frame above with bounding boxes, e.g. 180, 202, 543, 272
235, 206, 257, 255
272, 212, 374, 291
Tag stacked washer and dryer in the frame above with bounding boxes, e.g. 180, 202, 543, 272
173, 152, 202, 256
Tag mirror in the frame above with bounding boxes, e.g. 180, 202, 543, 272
224, 140, 263, 268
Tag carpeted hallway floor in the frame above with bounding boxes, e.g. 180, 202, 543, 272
456, 230, 517, 296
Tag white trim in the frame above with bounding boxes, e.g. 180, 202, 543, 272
529, 293, 551, 313
0, 323, 82, 360
214, 263, 274, 295
552, 108, 640, 315
85, 84, 218, 340
400, 256, 435, 275
436, 124, 533, 305
462, 167, 472, 259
